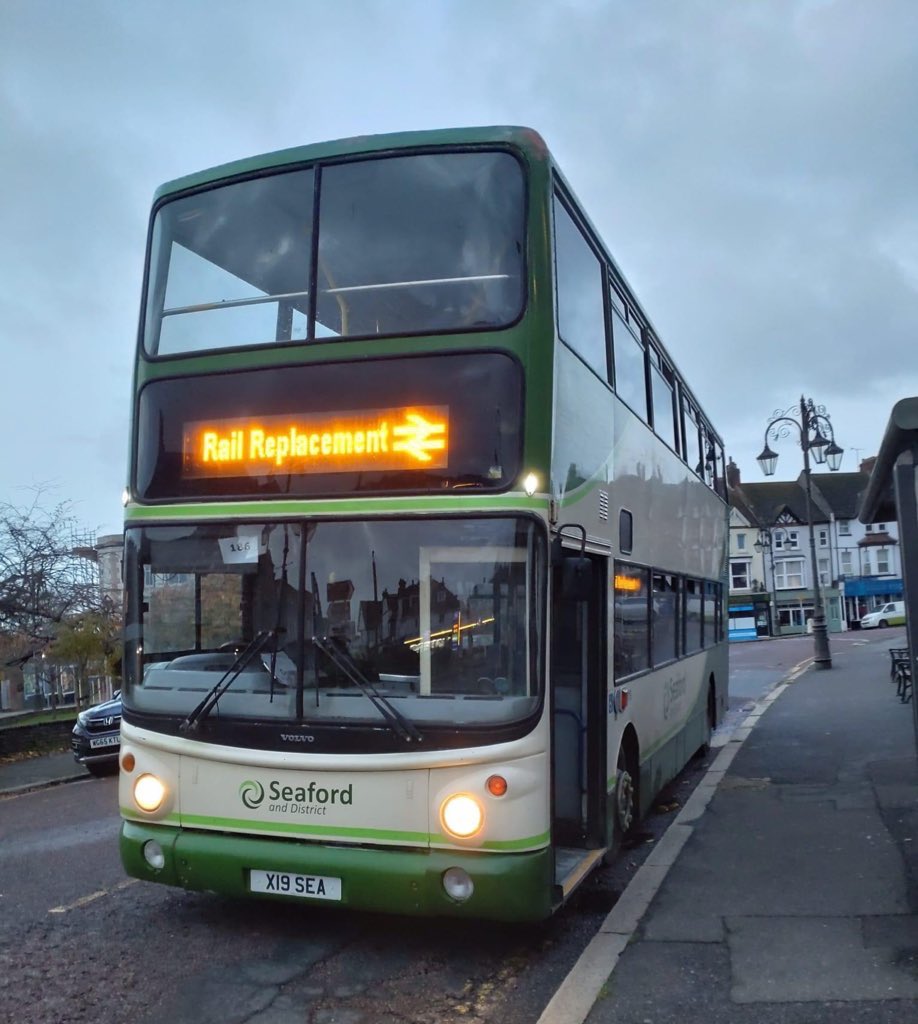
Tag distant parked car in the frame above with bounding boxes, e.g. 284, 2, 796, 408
860, 601, 906, 630
71, 693, 121, 776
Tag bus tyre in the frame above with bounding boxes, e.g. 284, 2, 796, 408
614, 748, 636, 837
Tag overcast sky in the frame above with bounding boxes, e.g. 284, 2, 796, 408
2, 0, 917, 535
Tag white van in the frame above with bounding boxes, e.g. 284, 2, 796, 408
860, 601, 906, 629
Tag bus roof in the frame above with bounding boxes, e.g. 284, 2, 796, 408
149, 124, 723, 450
153, 125, 550, 202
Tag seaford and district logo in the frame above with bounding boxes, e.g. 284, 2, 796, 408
239, 780, 265, 809
239, 778, 354, 816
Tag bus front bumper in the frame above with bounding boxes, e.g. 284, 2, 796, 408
120, 819, 554, 922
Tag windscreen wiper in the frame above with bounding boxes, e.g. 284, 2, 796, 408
180, 630, 280, 733
312, 636, 422, 743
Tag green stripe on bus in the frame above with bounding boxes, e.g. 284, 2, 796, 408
125, 493, 547, 521
123, 810, 548, 850
481, 830, 550, 851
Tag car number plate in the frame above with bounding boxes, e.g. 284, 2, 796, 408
89, 735, 119, 749
249, 869, 342, 901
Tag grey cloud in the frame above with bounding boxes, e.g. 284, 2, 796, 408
1, 0, 917, 529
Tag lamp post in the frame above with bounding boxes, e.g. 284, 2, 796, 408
753, 528, 776, 636
756, 396, 843, 668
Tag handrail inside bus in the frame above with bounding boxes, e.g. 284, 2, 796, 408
324, 274, 511, 294
162, 290, 312, 317
160, 274, 512, 317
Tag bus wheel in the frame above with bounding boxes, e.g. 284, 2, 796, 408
614, 747, 636, 836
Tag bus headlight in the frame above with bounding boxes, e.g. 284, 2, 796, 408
442, 867, 475, 902
440, 794, 483, 838
142, 840, 166, 870
133, 773, 167, 813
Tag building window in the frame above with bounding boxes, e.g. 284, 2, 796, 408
840, 550, 853, 576
862, 550, 872, 575
736, 533, 746, 550
818, 529, 829, 548
731, 561, 751, 589
774, 530, 800, 551
818, 557, 830, 586
778, 607, 805, 628
838, 520, 851, 536
775, 558, 806, 589
877, 548, 890, 574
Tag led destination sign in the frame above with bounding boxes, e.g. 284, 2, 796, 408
182, 406, 449, 477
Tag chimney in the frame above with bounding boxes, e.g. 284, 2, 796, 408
860, 456, 876, 476
726, 458, 741, 488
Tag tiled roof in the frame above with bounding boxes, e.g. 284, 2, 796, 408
858, 531, 897, 547
731, 480, 829, 527
808, 471, 870, 518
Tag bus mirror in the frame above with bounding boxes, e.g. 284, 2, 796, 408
562, 556, 593, 601
552, 523, 587, 567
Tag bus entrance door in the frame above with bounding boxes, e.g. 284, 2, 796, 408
550, 550, 607, 878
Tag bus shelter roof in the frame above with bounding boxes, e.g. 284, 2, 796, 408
859, 397, 918, 525
859, 396, 918, 759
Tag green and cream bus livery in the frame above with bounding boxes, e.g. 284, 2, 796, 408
119, 127, 728, 921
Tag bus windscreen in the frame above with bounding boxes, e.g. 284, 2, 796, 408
143, 151, 525, 354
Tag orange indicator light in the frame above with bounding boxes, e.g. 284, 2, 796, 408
614, 575, 643, 592
182, 406, 449, 477
486, 775, 508, 797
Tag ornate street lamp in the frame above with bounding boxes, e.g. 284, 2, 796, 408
756, 396, 843, 668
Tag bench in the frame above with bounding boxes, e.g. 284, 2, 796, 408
890, 648, 909, 681
890, 648, 912, 703
897, 663, 912, 703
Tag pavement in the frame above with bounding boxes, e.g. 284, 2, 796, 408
4, 633, 918, 1023
0, 748, 88, 796
541, 629, 918, 1024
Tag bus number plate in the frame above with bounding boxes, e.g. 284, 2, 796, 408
249, 869, 341, 901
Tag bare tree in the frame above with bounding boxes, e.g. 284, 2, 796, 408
0, 492, 106, 667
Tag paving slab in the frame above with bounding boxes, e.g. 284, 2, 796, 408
728, 915, 918, 1003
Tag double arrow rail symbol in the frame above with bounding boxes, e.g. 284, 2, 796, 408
392, 412, 447, 463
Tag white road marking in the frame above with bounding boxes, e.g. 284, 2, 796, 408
49, 878, 138, 914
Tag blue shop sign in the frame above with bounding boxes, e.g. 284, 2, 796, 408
844, 577, 903, 598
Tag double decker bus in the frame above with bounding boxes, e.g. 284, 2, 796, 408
119, 127, 728, 921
